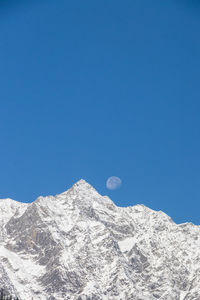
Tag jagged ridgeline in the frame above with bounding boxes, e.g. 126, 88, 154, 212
0, 180, 200, 299
0, 288, 19, 300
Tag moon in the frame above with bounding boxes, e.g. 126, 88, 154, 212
106, 176, 122, 190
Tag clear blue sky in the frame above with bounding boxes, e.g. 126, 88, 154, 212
0, 0, 200, 224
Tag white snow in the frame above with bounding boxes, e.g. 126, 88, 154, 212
0, 179, 200, 299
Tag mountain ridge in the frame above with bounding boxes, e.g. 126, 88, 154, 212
1, 179, 197, 227
0, 180, 200, 299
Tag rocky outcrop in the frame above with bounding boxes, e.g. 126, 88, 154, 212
0, 180, 200, 299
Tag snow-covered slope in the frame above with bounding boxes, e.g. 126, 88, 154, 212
0, 180, 200, 299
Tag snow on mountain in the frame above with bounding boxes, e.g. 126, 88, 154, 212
0, 179, 200, 299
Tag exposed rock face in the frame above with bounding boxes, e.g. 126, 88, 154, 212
0, 180, 200, 299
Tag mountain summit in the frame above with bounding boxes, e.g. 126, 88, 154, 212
0, 180, 200, 300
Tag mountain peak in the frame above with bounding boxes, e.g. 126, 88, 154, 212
1, 182, 200, 299
65, 179, 99, 196
73, 178, 91, 187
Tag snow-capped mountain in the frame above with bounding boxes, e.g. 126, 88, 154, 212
0, 180, 200, 300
